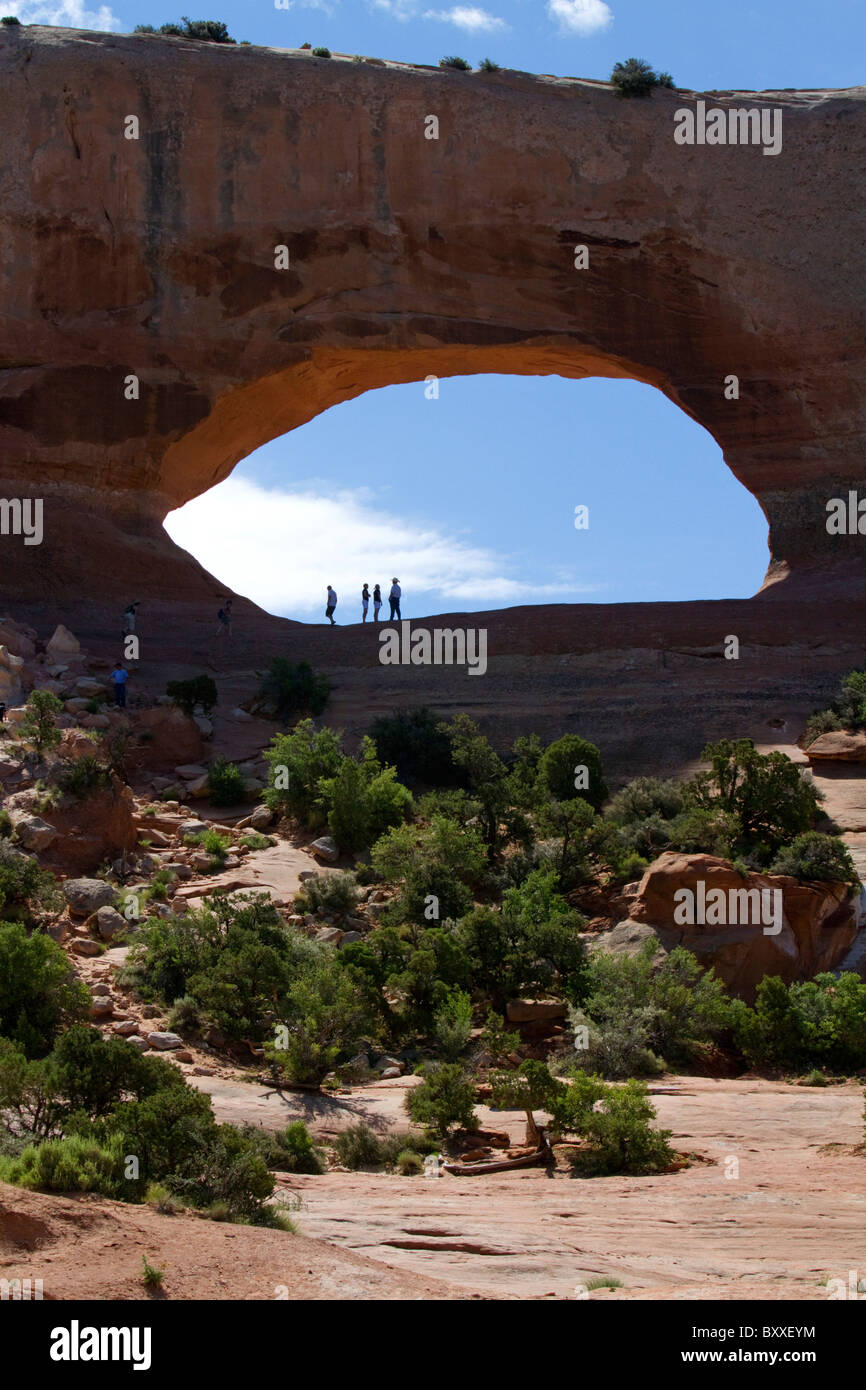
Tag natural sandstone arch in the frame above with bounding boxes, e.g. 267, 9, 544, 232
1, 27, 865, 612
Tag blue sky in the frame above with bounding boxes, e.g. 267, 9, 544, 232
16, 0, 863, 620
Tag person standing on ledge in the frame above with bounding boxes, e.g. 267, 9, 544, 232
389, 578, 402, 621
109, 661, 129, 708
373, 584, 382, 622
123, 601, 140, 635
361, 583, 370, 623
326, 585, 338, 625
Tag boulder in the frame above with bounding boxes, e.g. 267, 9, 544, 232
4, 706, 26, 724
505, 999, 568, 1024
310, 836, 339, 863
113, 1020, 138, 1036
193, 715, 213, 738
374, 1055, 404, 1074
42, 782, 137, 877
0, 618, 36, 660
185, 775, 210, 799
175, 764, 208, 780
64, 877, 117, 915
126, 1036, 149, 1052
95, 905, 127, 941
80, 714, 110, 730
179, 819, 209, 837
73, 677, 106, 698
249, 804, 274, 830
0, 645, 25, 705
621, 851, 858, 1000
338, 930, 363, 947
10, 813, 57, 851
89, 997, 113, 1019
128, 706, 204, 774
379, 1067, 402, 1079
147, 1032, 183, 1050
231, 707, 252, 722
45, 624, 80, 661
69, 938, 102, 957
805, 731, 866, 762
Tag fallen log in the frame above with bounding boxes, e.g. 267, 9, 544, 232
442, 1139, 551, 1177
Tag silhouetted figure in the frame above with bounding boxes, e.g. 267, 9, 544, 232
326, 585, 338, 625
361, 583, 370, 623
373, 584, 382, 621
215, 599, 233, 639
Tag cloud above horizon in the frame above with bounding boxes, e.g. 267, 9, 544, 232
165, 476, 597, 616
371, 0, 507, 29
547, 0, 612, 35
16, 0, 120, 29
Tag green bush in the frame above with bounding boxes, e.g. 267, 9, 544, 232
165, 674, 218, 717
334, 1123, 385, 1169
167, 994, 201, 1035
369, 707, 458, 787
572, 940, 730, 1078
266, 957, 374, 1086
607, 776, 685, 824
729, 972, 866, 1072
478, 57, 499, 72
553, 1073, 675, 1175
55, 755, 112, 800
433, 988, 473, 1061
404, 1063, 478, 1138
311, 45, 330, 57
0, 1134, 127, 1197
242, 1120, 324, 1174
20, 689, 62, 758
240, 832, 272, 850
439, 55, 471, 69
258, 659, 330, 721
803, 709, 843, 746
610, 57, 674, 98
207, 756, 246, 806
687, 739, 821, 861
263, 718, 343, 825
320, 739, 413, 852
770, 832, 859, 885
0, 921, 88, 1056
295, 871, 359, 920
538, 734, 608, 811
371, 815, 485, 924
395, 1149, 424, 1174
0, 810, 11, 838
134, 16, 236, 42
1, 16, 21, 23
489, 1059, 566, 1143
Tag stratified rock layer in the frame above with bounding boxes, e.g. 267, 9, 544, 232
0, 28, 865, 605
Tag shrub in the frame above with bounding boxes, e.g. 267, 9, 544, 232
320, 739, 413, 852
167, 994, 201, 1035
295, 871, 359, 920
396, 1149, 424, 1174
439, 55, 471, 70
607, 776, 684, 824
729, 972, 866, 1072
371, 815, 485, 923
433, 988, 473, 1061
311, 45, 330, 57
165, 674, 217, 717
489, 1060, 566, 1144
369, 707, 457, 787
134, 16, 236, 42
242, 1120, 324, 1174
404, 1063, 478, 1138
0, 921, 88, 1056
687, 739, 821, 860
199, 828, 230, 861
770, 832, 859, 886
538, 734, 608, 811
240, 832, 272, 850
334, 1123, 386, 1169
478, 57, 499, 72
55, 755, 111, 800
258, 659, 330, 721
610, 57, 673, 98
266, 958, 374, 1086
85, 698, 100, 715
553, 1073, 675, 1175
207, 756, 245, 806
573, 940, 731, 1078
0, 810, 11, 838
1, 15, 21, 23
19, 689, 62, 758
0, 1134, 126, 1197
263, 719, 343, 825
141, 1256, 164, 1288
802, 709, 843, 746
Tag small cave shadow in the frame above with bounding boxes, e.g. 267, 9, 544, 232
258, 1085, 396, 1134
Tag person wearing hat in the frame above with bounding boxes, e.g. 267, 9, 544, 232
389, 578, 402, 621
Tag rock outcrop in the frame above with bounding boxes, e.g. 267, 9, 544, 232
0, 28, 864, 610
599, 851, 860, 999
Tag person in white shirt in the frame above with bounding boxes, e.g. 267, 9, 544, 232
389, 578, 402, 620
326, 586, 338, 625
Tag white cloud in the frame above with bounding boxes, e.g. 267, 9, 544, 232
165, 476, 596, 617
423, 6, 509, 31
547, 0, 612, 36
16, 0, 120, 29
370, 0, 419, 19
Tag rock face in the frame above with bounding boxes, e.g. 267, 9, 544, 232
805, 731, 866, 762
44, 784, 137, 876
0, 28, 864, 609
616, 851, 858, 999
